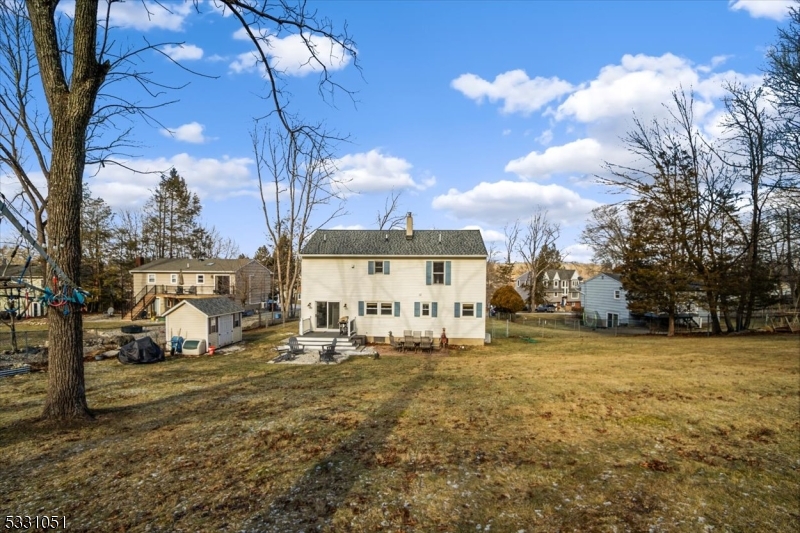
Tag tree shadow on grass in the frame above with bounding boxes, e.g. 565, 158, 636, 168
241, 357, 439, 532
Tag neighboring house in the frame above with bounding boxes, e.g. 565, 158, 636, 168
580, 272, 630, 327
129, 258, 271, 319
299, 214, 488, 345
0, 263, 47, 318
515, 268, 581, 308
162, 297, 245, 350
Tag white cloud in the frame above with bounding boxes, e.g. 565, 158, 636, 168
330, 224, 365, 230
562, 243, 594, 263
451, 70, 574, 115
505, 138, 631, 180
332, 150, 435, 196
729, 0, 794, 20
230, 28, 352, 77
554, 54, 764, 125
58, 1, 193, 31
431, 180, 600, 226
502, 129, 512, 136
87, 153, 255, 208
536, 129, 554, 146
161, 44, 204, 61
463, 225, 505, 242
160, 122, 210, 144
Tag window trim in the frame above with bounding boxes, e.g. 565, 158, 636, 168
366, 302, 379, 315
614, 290, 621, 300
170, 273, 178, 284
462, 303, 475, 317
209, 317, 218, 334
197, 274, 205, 284
374, 260, 384, 274
421, 302, 430, 317
147, 273, 156, 284
380, 302, 392, 316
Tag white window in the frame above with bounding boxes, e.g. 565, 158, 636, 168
374, 261, 384, 274
197, 274, 205, 284
614, 290, 620, 299
170, 274, 178, 284
233, 314, 240, 328
366, 303, 379, 315
572, 280, 578, 287
209, 317, 218, 333
421, 303, 430, 317
380, 303, 392, 316
462, 303, 475, 317
147, 274, 156, 284
432, 261, 445, 284
561, 280, 567, 288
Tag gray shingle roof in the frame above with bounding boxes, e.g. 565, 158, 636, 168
301, 229, 487, 257
176, 297, 245, 317
131, 257, 261, 273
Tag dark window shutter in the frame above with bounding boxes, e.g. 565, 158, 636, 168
426, 261, 432, 285
454, 302, 461, 318
445, 261, 452, 285
414, 302, 420, 317
432, 302, 438, 318
358, 301, 365, 316
384, 261, 390, 275
368, 261, 375, 275
477, 302, 483, 318
394, 302, 400, 317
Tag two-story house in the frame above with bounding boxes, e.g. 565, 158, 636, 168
515, 268, 581, 309
129, 258, 271, 319
580, 272, 630, 327
299, 214, 488, 345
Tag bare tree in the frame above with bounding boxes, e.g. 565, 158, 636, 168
580, 204, 630, 269
252, 122, 347, 325
515, 208, 561, 310
375, 190, 405, 230
14, 0, 357, 421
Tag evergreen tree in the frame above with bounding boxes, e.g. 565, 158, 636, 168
80, 185, 114, 311
141, 169, 203, 259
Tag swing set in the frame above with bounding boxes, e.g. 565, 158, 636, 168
0, 193, 90, 320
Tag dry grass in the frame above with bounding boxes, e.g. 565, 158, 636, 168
0, 325, 798, 532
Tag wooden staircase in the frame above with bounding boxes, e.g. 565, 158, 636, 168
129, 289, 156, 320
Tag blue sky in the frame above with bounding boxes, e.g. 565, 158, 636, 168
11, 0, 794, 260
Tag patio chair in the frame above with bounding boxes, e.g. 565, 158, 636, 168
419, 336, 433, 354
404, 334, 415, 353
288, 337, 305, 357
403, 329, 412, 338
319, 338, 337, 363
389, 332, 403, 352
424, 330, 433, 339
413, 331, 421, 350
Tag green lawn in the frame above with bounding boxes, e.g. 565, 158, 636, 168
1, 325, 798, 532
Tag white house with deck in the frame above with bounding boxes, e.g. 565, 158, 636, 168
299, 214, 488, 345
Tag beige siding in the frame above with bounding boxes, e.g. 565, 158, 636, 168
301, 256, 486, 344
165, 304, 209, 343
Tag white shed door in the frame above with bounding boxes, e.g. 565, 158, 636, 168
218, 314, 234, 346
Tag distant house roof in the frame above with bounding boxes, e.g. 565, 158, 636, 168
516, 268, 578, 284
162, 297, 245, 318
583, 272, 622, 283
131, 258, 267, 274
1, 263, 46, 278
301, 229, 487, 257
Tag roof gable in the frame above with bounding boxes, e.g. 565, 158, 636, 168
301, 229, 487, 257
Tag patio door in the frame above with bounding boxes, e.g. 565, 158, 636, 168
315, 301, 340, 330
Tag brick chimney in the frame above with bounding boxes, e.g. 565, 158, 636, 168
405, 212, 413, 240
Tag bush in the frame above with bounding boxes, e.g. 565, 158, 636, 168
491, 286, 525, 314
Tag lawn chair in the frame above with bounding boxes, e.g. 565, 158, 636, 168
424, 330, 433, 339
419, 336, 433, 354
319, 337, 337, 363
288, 337, 305, 357
404, 333, 415, 353
389, 332, 403, 352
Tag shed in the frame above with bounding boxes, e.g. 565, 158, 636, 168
162, 297, 245, 350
